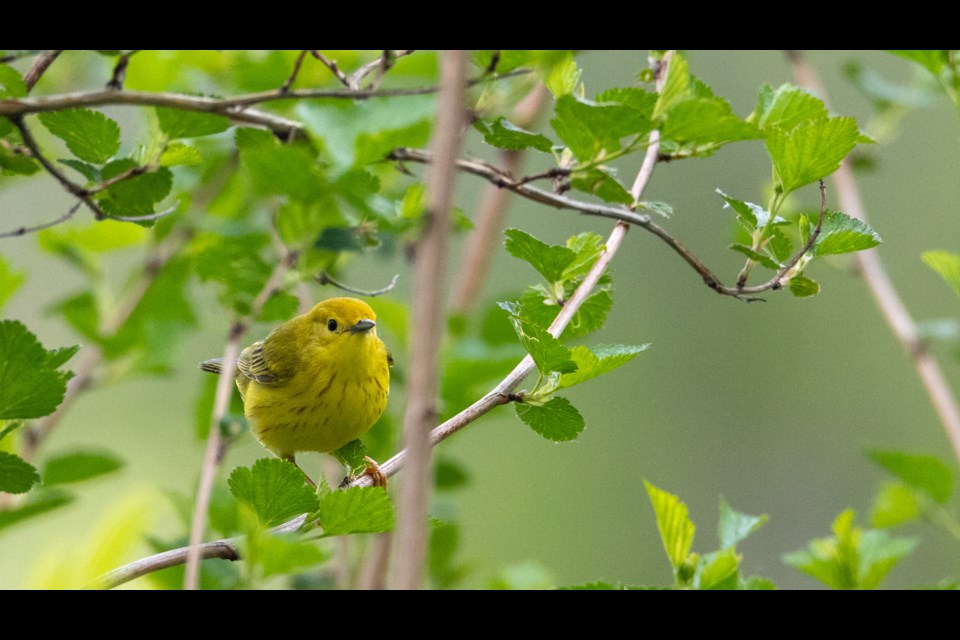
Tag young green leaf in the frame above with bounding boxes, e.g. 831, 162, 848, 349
228, 458, 319, 528
0, 320, 78, 420
765, 117, 860, 194
97, 160, 174, 217
478, 117, 553, 152
38, 109, 121, 164
768, 228, 793, 264
645, 481, 696, 571
503, 228, 576, 284
58, 159, 101, 182
870, 482, 921, 528
813, 210, 882, 256
595, 87, 658, 114
507, 316, 577, 375
0, 63, 28, 97
729, 244, 781, 270
558, 344, 648, 389
868, 450, 953, 503
241, 141, 326, 203
155, 107, 230, 139
0, 489, 73, 531
658, 97, 760, 147
696, 547, 741, 590
334, 439, 369, 477
653, 53, 692, 120
541, 51, 580, 97
750, 84, 829, 132
716, 190, 778, 230
570, 168, 633, 205
0, 451, 40, 493
518, 288, 613, 340
857, 530, 919, 590
922, 251, 960, 298
515, 396, 585, 442
562, 232, 606, 281
0, 144, 40, 175
717, 496, 768, 549
159, 142, 203, 167
42, 449, 124, 486
319, 486, 395, 536
551, 94, 651, 163
789, 274, 820, 297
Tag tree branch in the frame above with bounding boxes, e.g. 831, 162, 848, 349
0, 202, 82, 239
22, 50, 63, 92
392, 50, 467, 590
316, 272, 399, 297
788, 50, 960, 463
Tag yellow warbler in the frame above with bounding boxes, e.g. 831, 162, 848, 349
200, 297, 391, 485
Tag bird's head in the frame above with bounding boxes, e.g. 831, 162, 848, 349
307, 297, 379, 347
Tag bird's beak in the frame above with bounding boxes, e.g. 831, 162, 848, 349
348, 319, 376, 334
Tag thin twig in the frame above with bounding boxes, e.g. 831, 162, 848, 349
183, 247, 300, 590
107, 51, 135, 90
392, 50, 467, 591
0, 50, 42, 64
788, 50, 960, 463
311, 51, 351, 88
281, 50, 309, 93
0, 202, 82, 239
22, 50, 63, 92
316, 272, 399, 297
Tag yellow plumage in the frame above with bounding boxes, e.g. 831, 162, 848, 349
201, 297, 390, 470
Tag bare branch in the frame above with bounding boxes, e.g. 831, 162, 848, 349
107, 51, 135, 90
0, 202, 82, 239
393, 50, 467, 590
311, 51, 351, 88
22, 50, 63, 91
788, 50, 960, 463
316, 272, 399, 297
281, 50, 310, 93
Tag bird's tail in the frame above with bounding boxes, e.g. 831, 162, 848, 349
199, 358, 229, 374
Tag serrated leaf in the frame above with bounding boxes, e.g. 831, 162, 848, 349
789, 274, 820, 297
870, 482, 921, 528
0, 320, 78, 420
480, 117, 553, 152
729, 244, 781, 270
228, 458, 319, 528
659, 97, 760, 146
515, 396, 584, 442
38, 109, 120, 164
516, 287, 613, 340
766, 116, 860, 194
768, 228, 793, 263
542, 51, 580, 97
868, 450, 953, 503
0, 489, 73, 531
922, 251, 960, 298
813, 209, 882, 256
654, 53, 691, 120
0, 451, 40, 493
697, 547, 741, 590
559, 344, 648, 389
595, 87, 658, 114
58, 159, 101, 182
751, 84, 829, 132
716, 189, 779, 230
562, 232, 606, 281
504, 228, 576, 284
551, 94, 652, 163
718, 496, 768, 549
507, 315, 577, 375
42, 449, 124, 486
570, 168, 633, 205
159, 142, 202, 167
97, 159, 173, 217
0, 63, 27, 97
333, 439, 369, 476
155, 107, 230, 139
319, 486, 394, 536
645, 481, 695, 570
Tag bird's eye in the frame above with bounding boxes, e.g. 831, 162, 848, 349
327, 319, 338, 332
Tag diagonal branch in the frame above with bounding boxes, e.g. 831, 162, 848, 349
788, 50, 960, 463
22, 50, 63, 92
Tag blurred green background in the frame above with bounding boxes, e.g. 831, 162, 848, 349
1, 50, 959, 588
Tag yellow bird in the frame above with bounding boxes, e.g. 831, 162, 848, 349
200, 297, 391, 486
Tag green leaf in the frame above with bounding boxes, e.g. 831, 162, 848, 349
558, 581, 646, 590
595, 87, 658, 114
241, 141, 325, 202
766, 117, 860, 194
0, 320, 78, 420
743, 576, 777, 590
504, 228, 576, 284
0, 489, 73, 531
751, 84, 829, 132
319, 486, 395, 536
551, 94, 652, 162
429, 519, 468, 588
155, 107, 230, 139
38, 109, 120, 164
645, 481, 696, 570
39, 219, 147, 256
516, 287, 613, 340
870, 482, 921, 528
42, 449, 124, 486
333, 439, 369, 476
275, 199, 344, 246
0, 144, 40, 175
659, 97, 760, 146
479, 117, 553, 152
868, 450, 953, 503
58, 159, 101, 182
889, 50, 949, 77
768, 229, 793, 264
97, 159, 173, 217
515, 396, 585, 442
0, 256, 26, 311
0, 64, 27, 97
922, 251, 960, 298
697, 547, 741, 590
729, 244, 781, 270
542, 51, 580, 97
562, 232, 606, 280
789, 274, 820, 297
717, 190, 777, 230
228, 458, 319, 528
717, 497, 768, 549
858, 530, 918, 590
0, 451, 40, 493
159, 141, 202, 167
813, 209, 882, 256
654, 53, 692, 120
506, 315, 577, 375
570, 168, 633, 205
246, 530, 328, 579
559, 344, 648, 389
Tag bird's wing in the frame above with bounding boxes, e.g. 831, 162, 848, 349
237, 338, 294, 385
